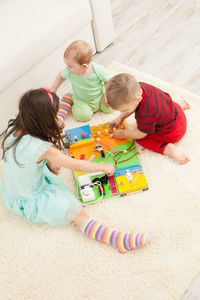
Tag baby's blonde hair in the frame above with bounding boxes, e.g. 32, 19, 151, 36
106, 73, 140, 109
64, 40, 93, 65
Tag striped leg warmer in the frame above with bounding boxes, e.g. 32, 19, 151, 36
81, 218, 152, 253
57, 95, 73, 126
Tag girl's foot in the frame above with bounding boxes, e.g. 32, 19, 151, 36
179, 99, 191, 111
164, 143, 190, 164
80, 216, 152, 253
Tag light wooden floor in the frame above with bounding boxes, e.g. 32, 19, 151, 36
94, 0, 200, 96
94, 1, 200, 299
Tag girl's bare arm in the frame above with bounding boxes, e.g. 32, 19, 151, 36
37, 146, 114, 176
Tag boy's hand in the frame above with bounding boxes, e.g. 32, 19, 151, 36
113, 128, 127, 139
103, 163, 115, 176
110, 115, 124, 128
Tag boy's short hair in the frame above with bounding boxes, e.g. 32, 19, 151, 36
64, 40, 93, 65
106, 73, 140, 109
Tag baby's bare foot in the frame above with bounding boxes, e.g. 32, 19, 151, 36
179, 99, 191, 111
164, 143, 190, 164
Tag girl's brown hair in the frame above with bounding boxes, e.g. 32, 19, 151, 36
1, 89, 64, 163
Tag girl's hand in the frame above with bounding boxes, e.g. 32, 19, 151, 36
113, 128, 127, 139
39, 147, 115, 175
110, 115, 124, 128
103, 163, 115, 176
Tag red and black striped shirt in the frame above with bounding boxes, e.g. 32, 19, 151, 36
135, 82, 178, 133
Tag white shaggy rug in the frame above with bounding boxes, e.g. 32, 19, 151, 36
1, 62, 200, 300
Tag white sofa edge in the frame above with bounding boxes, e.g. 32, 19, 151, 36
0, 0, 114, 132
89, 0, 114, 52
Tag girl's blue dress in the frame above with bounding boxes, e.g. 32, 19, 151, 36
0, 133, 82, 226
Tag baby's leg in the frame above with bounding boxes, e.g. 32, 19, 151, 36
57, 93, 73, 126
73, 209, 151, 253
100, 97, 114, 114
72, 100, 93, 121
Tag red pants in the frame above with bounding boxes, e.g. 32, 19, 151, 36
136, 102, 187, 154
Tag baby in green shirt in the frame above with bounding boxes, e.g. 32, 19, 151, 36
51, 40, 113, 122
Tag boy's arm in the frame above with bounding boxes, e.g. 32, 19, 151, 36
113, 127, 147, 140
50, 71, 65, 93
110, 111, 134, 127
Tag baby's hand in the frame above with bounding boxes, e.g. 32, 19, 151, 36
103, 95, 109, 107
113, 128, 127, 139
103, 163, 115, 176
50, 87, 56, 93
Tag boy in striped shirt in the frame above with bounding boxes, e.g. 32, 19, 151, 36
105, 73, 190, 164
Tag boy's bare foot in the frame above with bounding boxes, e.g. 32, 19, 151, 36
179, 99, 191, 111
164, 143, 190, 164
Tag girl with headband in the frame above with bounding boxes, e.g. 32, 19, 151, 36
0, 88, 151, 253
